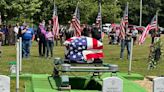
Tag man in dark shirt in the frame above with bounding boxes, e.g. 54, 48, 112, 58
91, 23, 101, 41
81, 24, 90, 37
37, 23, 46, 57
120, 27, 132, 60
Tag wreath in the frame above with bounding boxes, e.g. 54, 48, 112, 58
148, 38, 163, 70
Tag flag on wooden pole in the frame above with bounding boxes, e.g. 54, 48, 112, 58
71, 1, 81, 37
120, 3, 129, 39
139, 14, 158, 44
52, 2, 59, 38
96, 6, 101, 26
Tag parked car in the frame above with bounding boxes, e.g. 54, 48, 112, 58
102, 23, 111, 33
159, 27, 164, 34
135, 26, 145, 34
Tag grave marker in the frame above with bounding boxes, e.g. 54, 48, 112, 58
0, 75, 10, 92
103, 77, 123, 92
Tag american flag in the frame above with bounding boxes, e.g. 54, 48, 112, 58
139, 15, 158, 44
64, 37, 104, 63
71, 2, 81, 37
149, 15, 158, 31
120, 3, 128, 39
52, 2, 59, 38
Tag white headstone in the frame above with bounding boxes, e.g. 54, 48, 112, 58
153, 77, 164, 92
102, 77, 123, 92
0, 75, 10, 92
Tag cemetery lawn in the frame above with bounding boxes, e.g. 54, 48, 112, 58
0, 35, 164, 92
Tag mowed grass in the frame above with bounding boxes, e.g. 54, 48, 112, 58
0, 35, 164, 92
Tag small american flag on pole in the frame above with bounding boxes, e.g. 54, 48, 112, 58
96, 11, 101, 26
123, 3, 128, 24
71, 2, 82, 37
139, 15, 158, 44
96, 0, 101, 27
120, 3, 128, 39
52, 2, 59, 38
149, 15, 158, 31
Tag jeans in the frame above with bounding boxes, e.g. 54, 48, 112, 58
38, 40, 46, 56
120, 39, 131, 60
46, 40, 54, 57
22, 40, 31, 58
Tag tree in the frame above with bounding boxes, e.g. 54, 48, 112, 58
0, 0, 42, 24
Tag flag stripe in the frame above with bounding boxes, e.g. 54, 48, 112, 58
83, 50, 104, 60
53, 3, 60, 37
53, 16, 59, 36
120, 4, 128, 39
72, 18, 81, 36
139, 15, 158, 44
85, 53, 104, 60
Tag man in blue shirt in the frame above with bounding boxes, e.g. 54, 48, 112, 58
21, 24, 34, 58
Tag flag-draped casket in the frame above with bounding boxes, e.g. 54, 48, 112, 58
64, 36, 104, 63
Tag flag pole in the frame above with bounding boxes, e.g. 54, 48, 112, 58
139, 0, 142, 26
156, 11, 158, 31
16, 40, 20, 92
19, 37, 22, 72
125, 2, 133, 75
99, 0, 103, 42
128, 38, 133, 75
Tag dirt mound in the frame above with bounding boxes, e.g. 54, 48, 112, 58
134, 76, 157, 92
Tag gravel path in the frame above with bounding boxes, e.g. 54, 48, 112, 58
134, 78, 153, 92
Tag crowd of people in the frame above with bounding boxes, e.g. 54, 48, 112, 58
107, 25, 138, 45
0, 19, 103, 58
0, 19, 162, 60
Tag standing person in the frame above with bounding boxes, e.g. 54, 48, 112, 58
45, 26, 54, 58
150, 29, 161, 44
37, 23, 46, 57
48, 19, 58, 46
132, 26, 138, 45
48, 20, 53, 29
91, 23, 101, 41
8, 24, 15, 45
65, 22, 74, 40
120, 27, 132, 60
108, 28, 115, 44
1, 25, 9, 45
81, 24, 91, 37
0, 27, 3, 56
14, 23, 19, 41
59, 25, 65, 46
21, 24, 34, 58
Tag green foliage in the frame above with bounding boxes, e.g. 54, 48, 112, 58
148, 38, 163, 70
0, 0, 42, 24
0, 0, 164, 26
